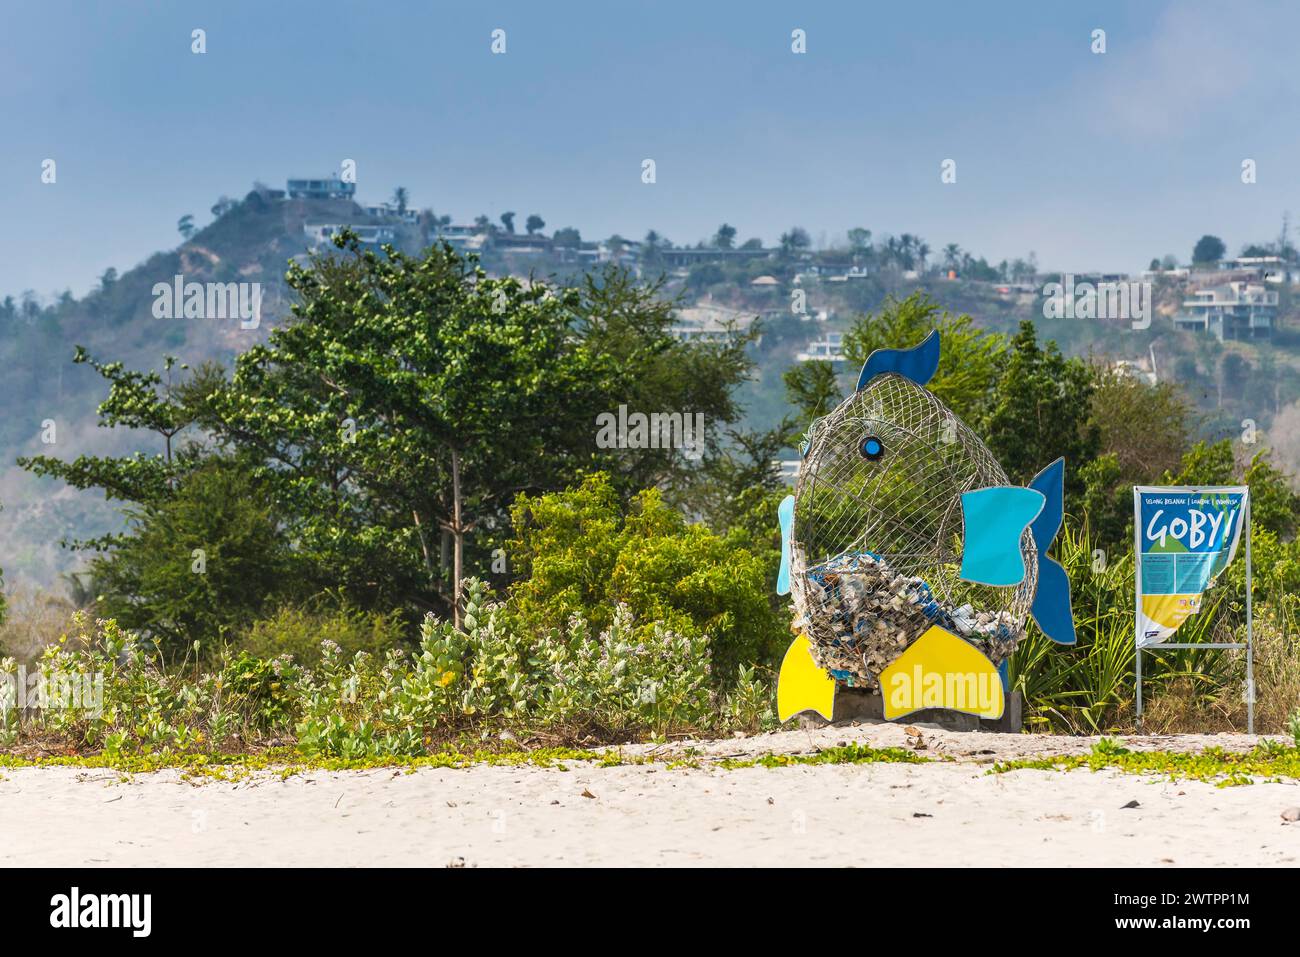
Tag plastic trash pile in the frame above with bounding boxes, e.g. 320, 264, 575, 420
796, 550, 1021, 688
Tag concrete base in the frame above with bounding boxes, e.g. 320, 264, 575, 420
797, 687, 1023, 733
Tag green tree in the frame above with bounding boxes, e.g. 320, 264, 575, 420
840, 292, 1006, 425
500, 210, 516, 233
1079, 366, 1193, 550
1079, 452, 1131, 549
20, 351, 211, 513
570, 266, 755, 502
525, 214, 545, 235
1164, 441, 1300, 540
1220, 353, 1251, 402
201, 237, 618, 624
177, 214, 195, 241
782, 360, 840, 431
392, 187, 410, 215
29, 239, 756, 633
91, 459, 297, 656
1161, 439, 1235, 486
1192, 234, 1226, 265
713, 223, 737, 249
983, 321, 1100, 502
1090, 365, 1190, 479
1243, 451, 1300, 539
778, 227, 811, 259
847, 228, 872, 252
508, 472, 787, 681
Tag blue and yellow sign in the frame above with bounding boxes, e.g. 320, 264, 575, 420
1134, 486, 1248, 647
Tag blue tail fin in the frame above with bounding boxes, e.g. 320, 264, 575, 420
1028, 458, 1075, 645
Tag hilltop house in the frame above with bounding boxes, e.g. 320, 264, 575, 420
1174, 281, 1278, 341
796, 331, 846, 363
495, 233, 553, 256
1215, 256, 1298, 285
303, 223, 396, 249
429, 224, 490, 255
670, 305, 753, 343
657, 246, 770, 268
286, 176, 356, 201
599, 239, 641, 267
363, 202, 419, 225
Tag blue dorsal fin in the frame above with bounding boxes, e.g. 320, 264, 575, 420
856, 329, 941, 390
1028, 458, 1076, 645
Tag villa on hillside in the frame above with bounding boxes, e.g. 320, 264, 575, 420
363, 202, 419, 225
1174, 281, 1278, 340
1209, 256, 1298, 285
286, 176, 356, 200
430, 224, 490, 254
656, 246, 770, 268
495, 233, 553, 256
670, 305, 754, 343
303, 222, 396, 249
796, 331, 846, 363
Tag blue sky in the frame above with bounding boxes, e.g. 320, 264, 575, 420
3, 0, 1300, 297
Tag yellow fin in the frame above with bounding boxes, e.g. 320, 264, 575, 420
878, 625, 1004, 720
777, 634, 836, 722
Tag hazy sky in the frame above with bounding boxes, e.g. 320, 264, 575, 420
4, 0, 1300, 298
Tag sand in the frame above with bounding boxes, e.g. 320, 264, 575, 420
2, 722, 1297, 867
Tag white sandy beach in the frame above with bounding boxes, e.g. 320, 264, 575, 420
2, 723, 1296, 867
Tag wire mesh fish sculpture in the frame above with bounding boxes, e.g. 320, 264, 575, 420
775, 331, 1075, 722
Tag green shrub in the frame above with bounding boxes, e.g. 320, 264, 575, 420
0, 589, 774, 759
221, 652, 299, 733
90, 459, 300, 659
239, 602, 407, 666
508, 472, 787, 681
1011, 517, 1294, 733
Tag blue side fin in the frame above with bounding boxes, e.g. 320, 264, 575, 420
959, 487, 1045, 586
776, 494, 795, 596
1028, 458, 1076, 645
856, 330, 941, 390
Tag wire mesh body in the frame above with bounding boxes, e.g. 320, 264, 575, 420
790, 373, 1036, 688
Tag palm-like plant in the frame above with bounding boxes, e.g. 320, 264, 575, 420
1010, 518, 1244, 732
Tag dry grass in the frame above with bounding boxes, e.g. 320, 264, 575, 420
1132, 610, 1300, 734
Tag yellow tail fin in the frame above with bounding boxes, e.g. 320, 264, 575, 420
878, 625, 1005, 720
776, 634, 836, 722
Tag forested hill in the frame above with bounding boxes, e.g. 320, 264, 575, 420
4, 186, 1299, 591
0, 189, 427, 587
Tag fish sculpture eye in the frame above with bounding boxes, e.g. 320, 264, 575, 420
858, 435, 884, 461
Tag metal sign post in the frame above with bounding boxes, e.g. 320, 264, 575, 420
1134, 487, 1253, 734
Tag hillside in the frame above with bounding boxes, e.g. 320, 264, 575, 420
0, 190, 426, 587
5, 188, 1300, 591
